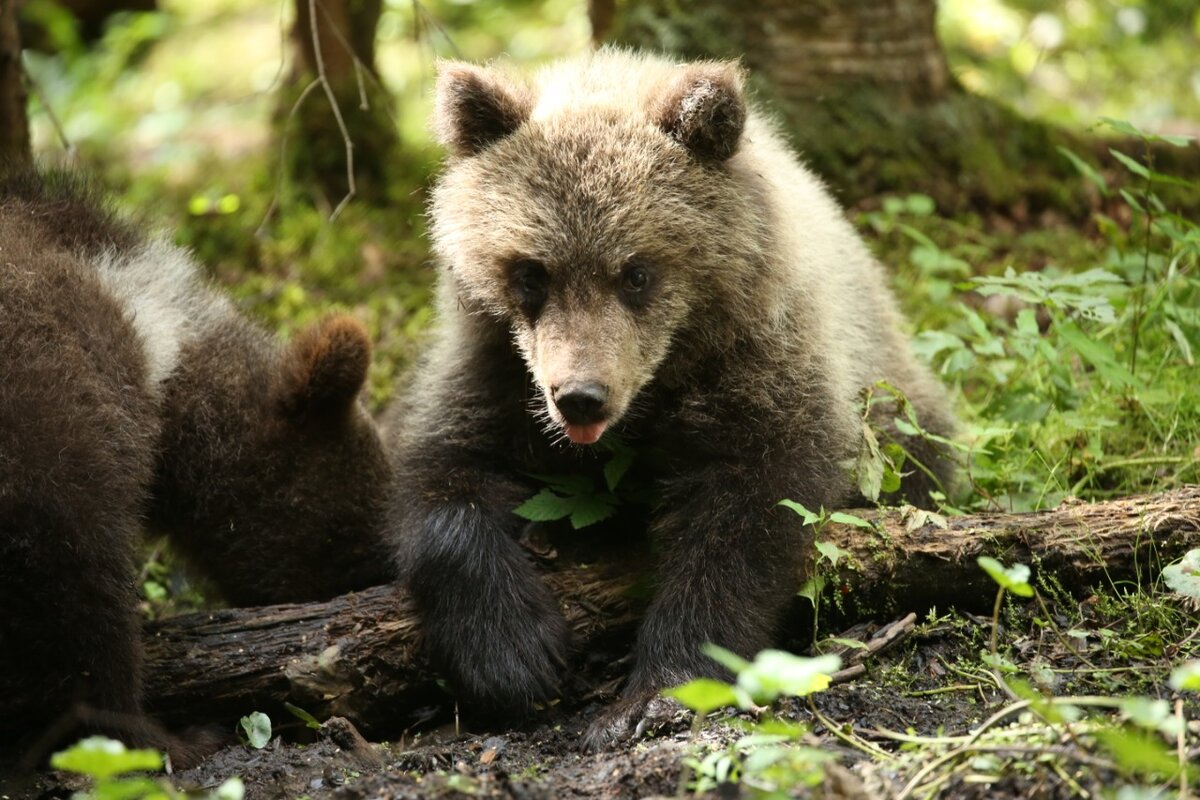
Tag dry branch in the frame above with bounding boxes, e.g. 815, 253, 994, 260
144, 487, 1200, 734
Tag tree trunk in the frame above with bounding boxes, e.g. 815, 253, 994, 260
597, 1, 1196, 215
607, 0, 949, 106
143, 487, 1200, 736
276, 0, 396, 208
0, 0, 30, 167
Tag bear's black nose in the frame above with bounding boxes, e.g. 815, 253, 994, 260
553, 381, 609, 424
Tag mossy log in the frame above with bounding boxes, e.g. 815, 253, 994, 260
143, 487, 1200, 735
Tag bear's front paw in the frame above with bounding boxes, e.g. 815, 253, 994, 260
423, 574, 570, 712
580, 692, 688, 752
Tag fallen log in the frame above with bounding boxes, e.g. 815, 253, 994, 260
143, 487, 1200, 734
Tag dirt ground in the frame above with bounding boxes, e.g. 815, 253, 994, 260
12, 592, 1194, 800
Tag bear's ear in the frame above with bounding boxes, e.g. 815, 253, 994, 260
434, 61, 532, 157
280, 315, 371, 421
652, 62, 746, 162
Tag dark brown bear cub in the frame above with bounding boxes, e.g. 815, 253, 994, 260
386, 50, 957, 748
0, 171, 392, 769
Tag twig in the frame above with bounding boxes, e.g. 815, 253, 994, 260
21, 54, 74, 158
307, 0, 356, 220
257, 77, 322, 237
1177, 698, 1188, 800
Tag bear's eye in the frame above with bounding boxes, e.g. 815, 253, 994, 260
620, 261, 654, 309
509, 259, 549, 315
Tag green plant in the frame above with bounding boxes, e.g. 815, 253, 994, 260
664, 646, 842, 796
50, 737, 244, 800
514, 438, 646, 529
238, 712, 271, 749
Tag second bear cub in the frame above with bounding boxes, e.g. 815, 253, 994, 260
0, 171, 392, 768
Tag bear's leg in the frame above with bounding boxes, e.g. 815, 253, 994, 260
0, 503, 149, 764
389, 324, 570, 713
581, 417, 843, 749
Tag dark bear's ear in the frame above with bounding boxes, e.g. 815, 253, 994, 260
652, 62, 746, 162
280, 315, 371, 421
435, 61, 532, 157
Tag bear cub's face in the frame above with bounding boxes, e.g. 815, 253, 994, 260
430, 58, 750, 445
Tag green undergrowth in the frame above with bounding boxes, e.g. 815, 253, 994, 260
863, 120, 1198, 513
665, 555, 1200, 798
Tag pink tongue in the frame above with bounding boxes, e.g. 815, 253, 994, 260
565, 421, 607, 445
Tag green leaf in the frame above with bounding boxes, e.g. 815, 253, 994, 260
977, 557, 1034, 597
1120, 698, 1181, 736
736, 651, 841, 704
90, 777, 169, 800
1096, 726, 1181, 780
1109, 148, 1150, 179
828, 512, 872, 529
568, 493, 617, 529
797, 575, 825, 607
1057, 146, 1108, 194
702, 643, 752, 675
1057, 322, 1143, 389
664, 679, 739, 715
823, 636, 870, 651
514, 488, 574, 522
1162, 549, 1200, 600
778, 499, 821, 526
239, 712, 271, 749
904, 193, 935, 216
1164, 320, 1196, 366
1169, 660, 1200, 692
215, 777, 246, 800
1100, 117, 1193, 146
283, 701, 322, 730
602, 446, 635, 491
814, 539, 851, 567
50, 736, 163, 779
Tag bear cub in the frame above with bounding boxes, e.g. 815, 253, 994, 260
0, 171, 393, 768
386, 50, 958, 748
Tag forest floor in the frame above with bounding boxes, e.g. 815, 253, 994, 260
173, 587, 1200, 799
23, 573, 1197, 800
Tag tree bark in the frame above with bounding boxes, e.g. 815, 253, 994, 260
0, 0, 30, 167
607, 0, 950, 106
143, 487, 1200, 736
597, 1, 1198, 216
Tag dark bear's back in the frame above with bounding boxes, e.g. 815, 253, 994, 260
0, 210, 158, 747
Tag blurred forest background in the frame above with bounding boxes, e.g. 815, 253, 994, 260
6, 0, 1200, 518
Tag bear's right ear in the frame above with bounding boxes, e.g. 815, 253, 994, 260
435, 61, 532, 157
279, 315, 372, 422
652, 62, 747, 162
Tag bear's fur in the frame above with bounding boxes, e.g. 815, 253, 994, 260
0, 170, 393, 767
386, 50, 957, 748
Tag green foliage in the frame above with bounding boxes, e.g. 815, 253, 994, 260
977, 556, 1035, 598
238, 711, 271, 749
51, 737, 163, 780
49, 737, 244, 800
1161, 548, 1200, 601
1170, 661, 1200, 692
941, 0, 1200, 129
880, 122, 1199, 512
283, 702, 323, 731
666, 648, 841, 796
514, 438, 647, 529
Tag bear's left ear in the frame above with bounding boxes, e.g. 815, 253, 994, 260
280, 315, 371, 421
434, 60, 532, 157
652, 61, 747, 162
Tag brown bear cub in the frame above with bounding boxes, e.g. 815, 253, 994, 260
0, 170, 393, 768
387, 50, 957, 748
